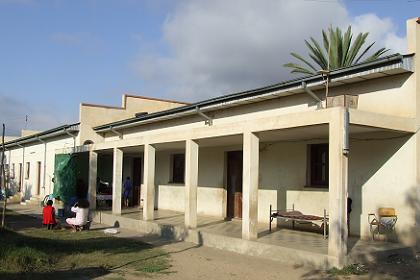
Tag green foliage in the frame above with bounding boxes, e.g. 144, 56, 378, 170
284, 25, 390, 75
0, 245, 54, 272
328, 263, 368, 276
137, 256, 171, 273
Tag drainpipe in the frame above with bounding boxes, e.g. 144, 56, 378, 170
302, 82, 323, 109
196, 106, 213, 126
37, 137, 47, 196
343, 108, 349, 155
8, 149, 11, 191
64, 130, 76, 148
110, 126, 123, 139
17, 143, 24, 196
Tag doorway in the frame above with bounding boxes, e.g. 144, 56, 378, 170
18, 163, 22, 192
226, 151, 243, 219
36, 161, 41, 195
132, 157, 142, 207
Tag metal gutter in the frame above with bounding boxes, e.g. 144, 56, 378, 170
94, 54, 413, 133
3, 123, 80, 149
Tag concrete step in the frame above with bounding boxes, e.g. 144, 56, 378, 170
6, 194, 21, 204
91, 211, 332, 269
21, 197, 42, 207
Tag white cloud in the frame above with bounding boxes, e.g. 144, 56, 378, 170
133, 0, 406, 102
350, 14, 406, 54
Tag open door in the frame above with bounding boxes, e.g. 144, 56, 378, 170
18, 163, 22, 192
36, 161, 41, 195
132, 157, 142, 207
226, 151, 243, 219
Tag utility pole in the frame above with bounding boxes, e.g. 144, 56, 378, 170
1, 123, 6, 229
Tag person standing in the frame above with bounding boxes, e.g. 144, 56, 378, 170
123, 176, 133, 208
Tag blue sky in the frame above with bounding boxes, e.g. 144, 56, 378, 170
0, 0, 419, 135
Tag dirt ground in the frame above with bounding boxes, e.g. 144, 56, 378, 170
102, 226, 420, 280
4, 204, 420, 280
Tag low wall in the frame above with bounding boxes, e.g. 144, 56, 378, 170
157, 185, 225, 217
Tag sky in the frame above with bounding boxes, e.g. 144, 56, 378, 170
0, 0, 419, 136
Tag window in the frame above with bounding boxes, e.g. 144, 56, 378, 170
25, 162, 30, 179
307, 144, 329, 187
171, 154, 185, 184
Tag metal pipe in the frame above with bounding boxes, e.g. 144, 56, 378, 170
302, 82, 322, 104
37, 137, 47, 195
343, 108, 349, 155
64, 130, 76, 148
196, 106, 213, 126
110, 127, 123, 139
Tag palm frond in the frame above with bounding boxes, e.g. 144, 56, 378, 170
290, 52, 318, 72
284, 25, 390, 75
283, 63, 314, 75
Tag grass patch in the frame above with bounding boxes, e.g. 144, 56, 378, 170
0, 209, 172, 279
328, 263, 368, 276
136, 256, 171, 273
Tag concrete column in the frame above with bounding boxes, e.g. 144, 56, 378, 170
328, 108, 349, 267
88, 151, 98, 209
112, 148, 123, 215
143, 144, 156, 221
242, 131, 259, 240
185, 139, 199, 228
408, 18, 420, 250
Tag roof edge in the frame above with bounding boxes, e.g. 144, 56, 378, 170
94, 54, 411, 132
3, 122, 80, 148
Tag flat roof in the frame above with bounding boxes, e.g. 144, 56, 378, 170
94, 54, 414, 133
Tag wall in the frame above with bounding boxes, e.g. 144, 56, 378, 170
348, 135, 416, 243
79, 95, 187, 144
7, 135, 75, 200
143, 136, 416, 242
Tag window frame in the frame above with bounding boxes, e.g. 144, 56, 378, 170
171, 153, 185, 184
306, 143, 329, 188
11, 163, 15, 179
25, 162, 30, 179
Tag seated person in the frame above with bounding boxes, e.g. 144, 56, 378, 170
42, 200, 58, 230
66, 199, 90, 231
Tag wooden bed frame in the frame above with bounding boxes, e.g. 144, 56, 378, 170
269, 204, 329, 239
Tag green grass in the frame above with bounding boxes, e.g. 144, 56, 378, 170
328, 263, 369, 276
0, 210, 171, 279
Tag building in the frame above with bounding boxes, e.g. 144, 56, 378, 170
3, 17, 420, 268
3, 95, 186, 202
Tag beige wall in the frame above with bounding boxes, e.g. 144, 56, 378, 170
79, 95, 187, 144
131, 135, 415, 242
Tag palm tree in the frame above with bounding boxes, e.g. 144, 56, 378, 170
284, 26, 390, 75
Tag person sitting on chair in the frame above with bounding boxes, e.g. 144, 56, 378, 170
66, 199, 89, 232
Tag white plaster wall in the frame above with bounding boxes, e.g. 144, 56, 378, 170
7, 135, 75, 199
258, 141, 329, 224
348, 135, 416, 243
157, 184, 225, 217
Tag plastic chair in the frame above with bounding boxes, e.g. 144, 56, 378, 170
368, 208, 397, 240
